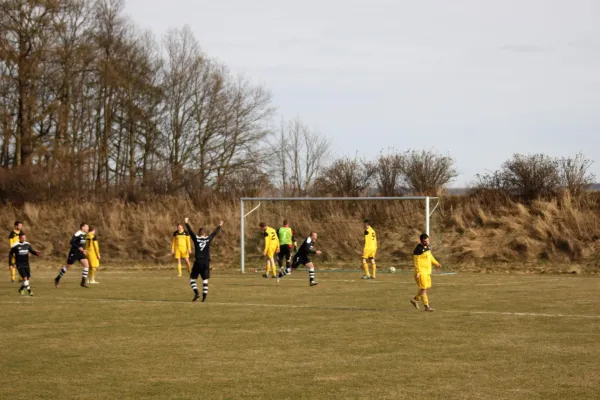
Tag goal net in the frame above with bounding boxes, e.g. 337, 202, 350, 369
239, 196, 450, 274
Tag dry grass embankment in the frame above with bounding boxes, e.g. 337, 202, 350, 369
1, 193, 599, 273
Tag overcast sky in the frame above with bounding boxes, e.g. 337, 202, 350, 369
124, 0, 600, 186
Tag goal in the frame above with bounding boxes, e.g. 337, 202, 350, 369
239, 196, 441, 273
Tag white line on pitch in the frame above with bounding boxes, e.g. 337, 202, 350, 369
1, 297, 599, 319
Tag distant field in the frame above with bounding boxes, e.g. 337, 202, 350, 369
1, 269, 599, 400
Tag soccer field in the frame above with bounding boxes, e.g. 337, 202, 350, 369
1, 269, 599, 400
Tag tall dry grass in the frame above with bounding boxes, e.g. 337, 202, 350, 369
1, 194, 599, 271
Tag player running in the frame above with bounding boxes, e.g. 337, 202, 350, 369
361, 219, 377, 279
184, 217, 223, 302
410, 233, 442, 312
54, 223, 91, 288
277, 232, 322, 286
259, 222, 279, 279
9, 233, 40, 296
8, 220, 24, 283
277, 219, 296, 273
171, 223, 192, 277
85, 226, 101, 284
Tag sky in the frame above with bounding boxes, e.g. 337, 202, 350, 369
124, 0, 600, 187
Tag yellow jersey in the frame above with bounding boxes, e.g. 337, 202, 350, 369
171, 230, 191, 252
8, 229, 21, 247
413, 243, 439, 275
364, 226, 377, 250
263, 227, 280, 251
85, 232, 101, 264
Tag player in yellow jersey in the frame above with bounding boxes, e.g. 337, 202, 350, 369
361, 219, 377, 279
259, 222, 279, 278
171, 223, 192, 277
8, 220, 24, 283
410, 233, 441, 312
85, 226, 101, 284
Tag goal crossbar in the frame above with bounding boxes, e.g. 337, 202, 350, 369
240, 196, 439, 273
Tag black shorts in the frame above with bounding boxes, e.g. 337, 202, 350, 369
191, 260, 210, 280
17, 266, 31, 279
278, 246, 292, 261
67, 252, 86, 265
292, 254, 310, 269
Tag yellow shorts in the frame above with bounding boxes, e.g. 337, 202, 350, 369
88, 259, 100, 268
174, 249, 189, 259
265, 246, 278, 258
10, 255, 16, 265
414, 273, 432, 290
362, 249, 376, 259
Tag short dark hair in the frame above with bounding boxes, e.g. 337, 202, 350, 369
364, 219, 370, 224
14, 221, 22, 227
18, 232, 26, 238
89, 226, 95, 232
283, 219, 288, 225
198, 227, 205, 235
80, 222, 88, 229
259, 222, 266, 228
420, 233, 429, 241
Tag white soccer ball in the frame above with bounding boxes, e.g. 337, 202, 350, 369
388, 267, 396, 273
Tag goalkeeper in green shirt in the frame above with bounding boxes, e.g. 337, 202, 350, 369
277, 219, 296, 272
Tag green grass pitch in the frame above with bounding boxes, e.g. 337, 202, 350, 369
1, 269, 599, 400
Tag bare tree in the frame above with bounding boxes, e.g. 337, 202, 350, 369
374, 149, 404, 196
559, 153, 595, 196
0, 0, 61, 165
475, 153, 596, 200
399, 150, 458, 195
314, 156, 376, 197
269, 117, 330, 196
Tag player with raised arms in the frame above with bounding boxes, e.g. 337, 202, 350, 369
277, 231, 321, 286
185, 217, 223, 302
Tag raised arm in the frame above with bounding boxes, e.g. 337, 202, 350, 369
184, 218, 197, 242
209, 221, 224, 241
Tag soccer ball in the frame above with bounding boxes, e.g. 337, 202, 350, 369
388, 267, 396, 273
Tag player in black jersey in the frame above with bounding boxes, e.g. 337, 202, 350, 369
54, 223, 90, 288
9, 233, 40, 296
277, 232, 322, 286
184, 217, 223, 302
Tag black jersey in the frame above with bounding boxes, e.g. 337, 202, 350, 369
295, 236, 317, 258
9, 242, 39, 267
186, 224, 221, 260
69, 230, 87, 254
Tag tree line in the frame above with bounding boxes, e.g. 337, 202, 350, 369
0, 1, 595, 204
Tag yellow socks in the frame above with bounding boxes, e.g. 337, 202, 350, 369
413, 294, 422, 302
271, 263, 278, 277
10, 268, 16, 282
186, 264, 191, 274
371, 263, 377, 278
89, 268, 96, 282
422, 293, 429, 307
177, 263, 182, 276
266, 262, 271, 277
362, 260, 370, 276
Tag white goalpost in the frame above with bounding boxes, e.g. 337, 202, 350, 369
239, 196, 440, 273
